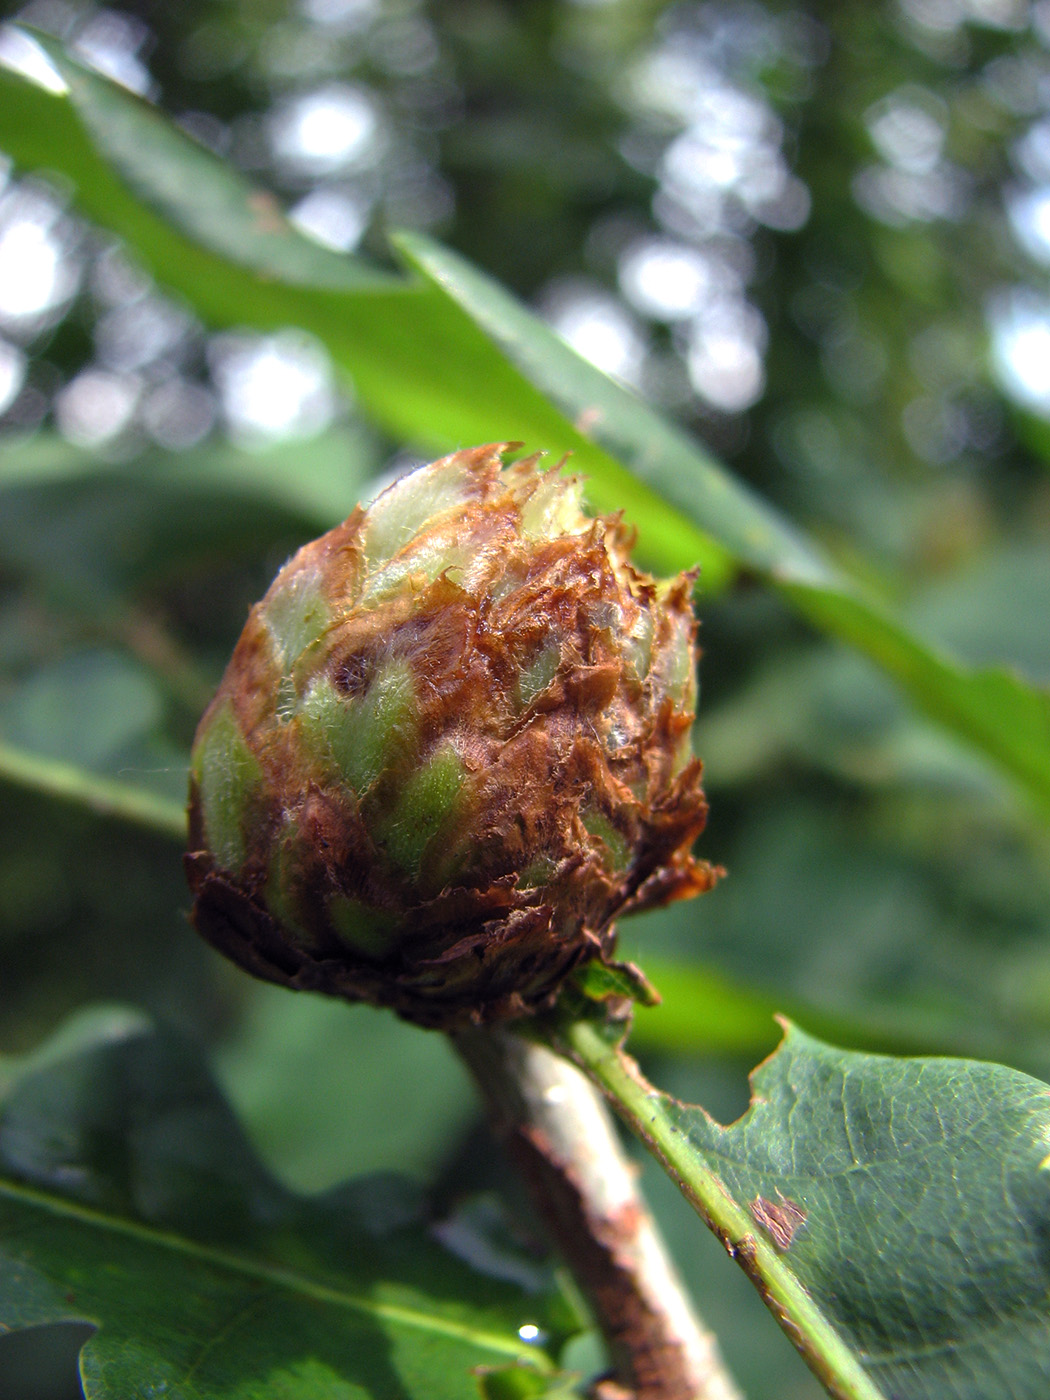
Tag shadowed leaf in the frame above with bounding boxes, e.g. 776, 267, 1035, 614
0, 1009, 577, 1399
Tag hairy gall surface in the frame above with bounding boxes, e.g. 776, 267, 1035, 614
185, 444, 717, 1027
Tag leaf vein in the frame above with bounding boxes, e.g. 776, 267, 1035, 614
0, 1178, 541, 1365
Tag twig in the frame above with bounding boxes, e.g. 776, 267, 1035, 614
453, 1026, 743, 1400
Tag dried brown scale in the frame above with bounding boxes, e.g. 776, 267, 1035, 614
185, 443, 719, 1028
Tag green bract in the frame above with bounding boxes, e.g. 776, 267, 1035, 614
185, 445, 717, 1027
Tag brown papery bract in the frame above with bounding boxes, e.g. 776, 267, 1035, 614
186, 444, 718, 1028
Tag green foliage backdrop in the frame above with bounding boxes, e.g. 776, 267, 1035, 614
2, 2, 1050, 1396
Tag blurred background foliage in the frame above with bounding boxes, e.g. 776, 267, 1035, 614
1, 0, 1050, 1396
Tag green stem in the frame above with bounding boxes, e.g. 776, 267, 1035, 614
555, 1016, 886, 1400
0, 740, 186, 841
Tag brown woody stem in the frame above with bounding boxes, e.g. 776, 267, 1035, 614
453, 1026, 742, 1400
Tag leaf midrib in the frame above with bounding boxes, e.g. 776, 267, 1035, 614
0, 1177, 547, 1365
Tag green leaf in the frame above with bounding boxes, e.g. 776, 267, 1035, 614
215, 989, 475, 1194
0, 44, 736, 588
3, 44, 1050, 817
389, 232, 825, 590
2, 649, 162, 768
0, 426, 383, 530
0, 62, 377, 340
476, 1362, 582, 1399
628, 957, 903, 1060
564, 1016, 1050, 1400
627, 954, 1035, 1066
9, 33, 396, 293
0, 640, 190, 836
0, 1008, 576, 1399
569, 957, 660, 1009
782, 584, 1050, 821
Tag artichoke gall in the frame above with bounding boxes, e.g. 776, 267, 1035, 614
185, 444, 717, 1028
